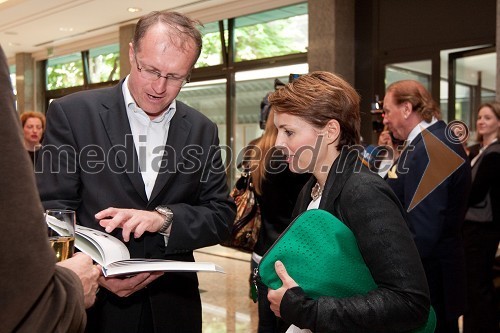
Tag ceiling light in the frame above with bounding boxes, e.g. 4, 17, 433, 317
59, 27, 74, 32
128, 7, 141, 13
0, 0, 9, 4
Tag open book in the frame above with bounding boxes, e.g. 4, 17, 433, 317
46, 215, 224, 277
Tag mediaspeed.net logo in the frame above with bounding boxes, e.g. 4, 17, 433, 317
406, 120, 469, 212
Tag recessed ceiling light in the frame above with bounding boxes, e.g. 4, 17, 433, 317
59, 27, 74, 32
0, 0, 9, 5
128, 7, 141, 13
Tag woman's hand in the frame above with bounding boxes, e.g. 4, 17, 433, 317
267, 261, 298, 318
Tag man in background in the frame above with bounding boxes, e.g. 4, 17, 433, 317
383, 80, 471, 333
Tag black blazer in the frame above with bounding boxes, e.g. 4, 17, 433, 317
467, 141, 500, 223
280, 149, 430, 332
36, 80, 235, 332
386, 120, 471, 319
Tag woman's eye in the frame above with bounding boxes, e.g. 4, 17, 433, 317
284, 130, 293, 137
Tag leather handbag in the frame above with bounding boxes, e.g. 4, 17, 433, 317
257, 209, 436, 333
221, 170, 261, 253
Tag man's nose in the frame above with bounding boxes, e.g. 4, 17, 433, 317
151, 78, 168, 93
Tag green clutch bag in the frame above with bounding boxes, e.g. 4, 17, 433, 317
258, 209, 436, 333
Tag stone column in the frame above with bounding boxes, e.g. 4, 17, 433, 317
15, 52, 34, 114
119, 24, 135, 79
308, 0, 355, 84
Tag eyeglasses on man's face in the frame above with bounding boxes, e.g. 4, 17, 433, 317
133, 53, 190, 88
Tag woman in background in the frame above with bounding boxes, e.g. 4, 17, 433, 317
462, 102, 500, 333
246, 109, 309, 333
20, 111, 45, 164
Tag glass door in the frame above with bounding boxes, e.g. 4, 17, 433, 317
446, 46, 496, 134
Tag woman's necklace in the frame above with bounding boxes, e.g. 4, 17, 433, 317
311, 182, 323, 201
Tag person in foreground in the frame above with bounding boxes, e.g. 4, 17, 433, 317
36, 11, 235, 333
382, 80, 471, 333
462, 102, 500, 333
0, 45, 100, 333
266, 71, 431, 332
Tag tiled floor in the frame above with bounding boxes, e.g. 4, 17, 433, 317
195, 245, 258, 333
195, 246, 500, 333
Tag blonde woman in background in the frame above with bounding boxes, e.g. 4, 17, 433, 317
246, 109, 309, 333
462, 102, 500, 333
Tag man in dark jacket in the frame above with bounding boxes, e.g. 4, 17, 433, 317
383, 80, 471, 333
36, 11, 235, 333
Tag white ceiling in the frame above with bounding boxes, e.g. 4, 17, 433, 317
0, 0, 303, 62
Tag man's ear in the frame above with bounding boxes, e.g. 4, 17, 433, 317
326, 119, 340, 144
402, 101, 412, 119
128, 43, 135, 66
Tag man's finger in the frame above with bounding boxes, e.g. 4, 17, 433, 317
95, 207, 116, 219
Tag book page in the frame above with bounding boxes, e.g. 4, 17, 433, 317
76, 225, 130, 266
103, 259, 225, 277
47, 216, 225, 277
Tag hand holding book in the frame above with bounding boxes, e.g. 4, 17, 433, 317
46, 215, 224, 277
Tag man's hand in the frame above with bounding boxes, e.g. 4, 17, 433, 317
267, 261, 298, 318
95, 208, 164, 242
57, 252, 101, 308
378, 130, 393, 147
98, 272, 164, 297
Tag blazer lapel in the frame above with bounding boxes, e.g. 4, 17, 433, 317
320, 149, 360, 213
148, 105, 192, 204
99, 81, 147, 202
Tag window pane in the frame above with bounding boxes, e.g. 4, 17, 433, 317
235, 3, 308, 61
176, 79, 227, 163
9, 64, 16, 95
46, 52, 84, 90
234, 63, 308, 181
89, 44, 120, 83
385, 60, 431, 89
196, 21, 224, 68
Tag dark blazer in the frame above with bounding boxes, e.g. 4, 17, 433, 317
386, 120, 471, 319
467, 141, 500, 223
0, 46, 86, 333
280, 149, 430, 332
36, 80, 235, 333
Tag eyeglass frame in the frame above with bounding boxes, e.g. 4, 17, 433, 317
133, 52, 190, 87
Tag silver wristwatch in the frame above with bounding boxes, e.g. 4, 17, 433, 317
155, 205, 173, 234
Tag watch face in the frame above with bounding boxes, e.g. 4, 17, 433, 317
156, 207, 168, 215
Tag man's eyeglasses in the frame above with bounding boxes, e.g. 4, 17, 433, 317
134, 53, 190, 88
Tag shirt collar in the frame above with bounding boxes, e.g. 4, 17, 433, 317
407, 116, 438, 144
122, 75, 176, 122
